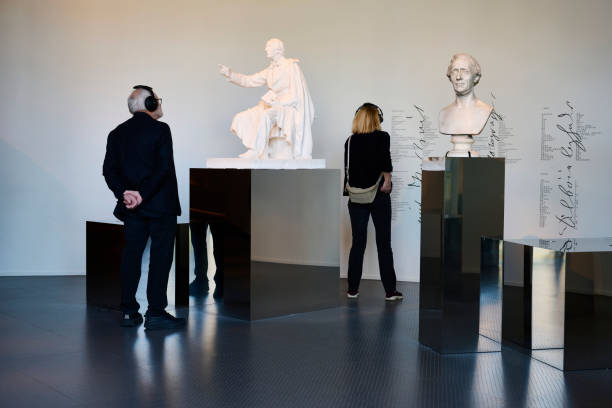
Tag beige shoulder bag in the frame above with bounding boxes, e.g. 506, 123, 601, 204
345, 136, 383, 204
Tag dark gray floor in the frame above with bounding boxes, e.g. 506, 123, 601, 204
1, 277, 612, 408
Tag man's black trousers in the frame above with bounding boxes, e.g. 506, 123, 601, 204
120, 214, 177, 315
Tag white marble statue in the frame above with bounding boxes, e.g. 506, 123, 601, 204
439, 53, 492, 157
219, 38, 315, 160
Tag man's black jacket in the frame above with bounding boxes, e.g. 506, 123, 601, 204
103, 112, 181, 221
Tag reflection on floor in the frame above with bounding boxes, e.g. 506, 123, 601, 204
1, 277, 611, 407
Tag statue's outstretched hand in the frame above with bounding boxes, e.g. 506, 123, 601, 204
218, 64, 231, 78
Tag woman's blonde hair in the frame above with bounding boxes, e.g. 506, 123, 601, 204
352, 104, 382, 134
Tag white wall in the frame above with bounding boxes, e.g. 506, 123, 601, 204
1, 0, 611, 278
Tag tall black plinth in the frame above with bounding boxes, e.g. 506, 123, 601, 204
190, 168, 340, 320
85, 221, 189, 310
501, 237, 612, 371
419, 158, 505, 353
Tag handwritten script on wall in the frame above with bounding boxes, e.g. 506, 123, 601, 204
390, 107, 439, 223
539, 101, 600, 237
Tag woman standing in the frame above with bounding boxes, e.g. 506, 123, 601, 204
344, 103, 402, 301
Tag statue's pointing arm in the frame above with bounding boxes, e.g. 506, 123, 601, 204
219, 64, 268, 88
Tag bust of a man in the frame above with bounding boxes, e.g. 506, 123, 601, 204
439, 53, 492, 137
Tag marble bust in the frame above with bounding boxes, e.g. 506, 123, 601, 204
219, 38, 315, 160
439, 53, 492, 157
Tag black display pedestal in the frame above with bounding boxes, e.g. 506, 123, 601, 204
419, 157, 505, 353
190, 168, 340, 320
85, 221, 189, 310
500, 237, 612, 371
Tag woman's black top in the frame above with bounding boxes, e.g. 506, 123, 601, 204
343, 130, 393, 195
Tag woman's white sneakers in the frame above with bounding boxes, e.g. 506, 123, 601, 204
347, 290, 403, 300
385, 291, 403, 301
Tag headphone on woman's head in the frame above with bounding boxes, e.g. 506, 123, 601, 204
133, 85, 158, 112
355, 102, 383, 123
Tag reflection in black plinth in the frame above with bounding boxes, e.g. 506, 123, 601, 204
190, 169, 251, 307
419, 158, 505, 353
190, 168, 340, 320
501, 241, 533, 350
565, 251, 612, 370
500, 237, 612, 370
480, 237, 503, 343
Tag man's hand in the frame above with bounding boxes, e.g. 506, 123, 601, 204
123, 193, 136, 208
123, 190, 143, 209
218, 64, 231, 78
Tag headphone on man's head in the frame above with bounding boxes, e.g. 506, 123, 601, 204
133, 85, 158, 112
355, 102, 383, 123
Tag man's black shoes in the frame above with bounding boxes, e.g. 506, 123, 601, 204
120, 312, 143, 327
122, 311, 186, 330
144, 311, 186, 331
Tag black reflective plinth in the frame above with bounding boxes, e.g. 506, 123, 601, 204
190, 168, 340, 320
501, 237, 612, 371
419, 158, 505, 353
85, 221, 189, 310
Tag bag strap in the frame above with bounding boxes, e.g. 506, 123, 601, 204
346, 136, 352, 184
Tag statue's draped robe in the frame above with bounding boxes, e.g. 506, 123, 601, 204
229, 58, 314, 159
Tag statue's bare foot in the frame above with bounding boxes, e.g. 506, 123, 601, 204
238, 149, 259, 159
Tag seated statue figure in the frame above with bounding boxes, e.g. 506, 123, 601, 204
439, 53, 492, 157
219, 38, 315, 160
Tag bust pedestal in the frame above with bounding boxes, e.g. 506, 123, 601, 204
419, 157, 505, 353
447, 135, 480, 157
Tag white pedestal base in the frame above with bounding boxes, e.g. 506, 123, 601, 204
447, 135, 479, 157
206, 158, 326, 169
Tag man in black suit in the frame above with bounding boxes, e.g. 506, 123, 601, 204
103, 85, 185, 330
